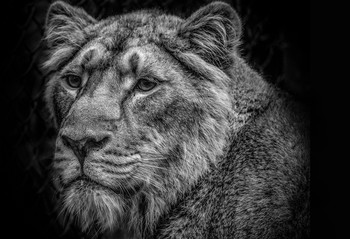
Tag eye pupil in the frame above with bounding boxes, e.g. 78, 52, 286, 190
137, 79, 156, 91
66, 75, 82, 88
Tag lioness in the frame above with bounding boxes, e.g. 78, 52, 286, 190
43, 1, 309, 238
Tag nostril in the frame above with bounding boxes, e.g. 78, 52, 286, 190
61, 134, 85, 158
61, 135, 75, 149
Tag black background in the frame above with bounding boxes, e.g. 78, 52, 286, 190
1, 0, 319, 238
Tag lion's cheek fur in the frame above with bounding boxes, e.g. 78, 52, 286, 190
132, 94, 203, 139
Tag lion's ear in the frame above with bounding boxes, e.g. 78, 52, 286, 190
179, 1, 242, 68
45, 1, 96, 48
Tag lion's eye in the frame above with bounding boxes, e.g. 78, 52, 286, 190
65, 75, 82, 89
136, 78, 157, 92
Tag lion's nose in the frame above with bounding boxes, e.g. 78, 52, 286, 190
61, 133, 110, 167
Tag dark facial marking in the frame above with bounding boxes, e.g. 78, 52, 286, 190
148, 98, 196, 133
76, 70, 103, 99
163, 144, 183, 167
129, 53, 139, 75
53, 84, 75, 126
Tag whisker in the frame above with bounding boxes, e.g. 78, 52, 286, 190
120, 181, 133, 199
139, 151, 167, 158
142, 164, 166, 171
133, 173, 160, 191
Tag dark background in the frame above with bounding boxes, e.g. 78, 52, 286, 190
2, 0, 315, 238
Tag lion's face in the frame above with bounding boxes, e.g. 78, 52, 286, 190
50, 42, 214, 231
44, 1, 240, 235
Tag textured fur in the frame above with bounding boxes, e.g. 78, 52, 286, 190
43, 1, 309, 239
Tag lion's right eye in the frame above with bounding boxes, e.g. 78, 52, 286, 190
64, 75, 82, 89
135, 78, 157, 92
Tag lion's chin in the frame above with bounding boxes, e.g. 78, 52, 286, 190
60, 180, 128, 233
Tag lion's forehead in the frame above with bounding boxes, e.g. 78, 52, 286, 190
53, 12, 183, 79
66, 42, 175, 88
73, 42, 147, 75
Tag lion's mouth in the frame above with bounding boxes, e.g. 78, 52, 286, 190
64, 175, 143, 198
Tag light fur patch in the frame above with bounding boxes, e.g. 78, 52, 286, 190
120, 48, 145, 75
78, 43, 107, 68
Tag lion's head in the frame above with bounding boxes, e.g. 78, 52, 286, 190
43, 1, 241, 236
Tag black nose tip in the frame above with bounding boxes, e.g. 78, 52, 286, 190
61, 134, 110, 166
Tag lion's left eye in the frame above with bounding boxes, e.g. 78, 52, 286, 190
136, 78, 157, 92
65, 75, 82, 89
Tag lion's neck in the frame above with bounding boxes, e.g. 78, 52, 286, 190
226, 58, 274, 135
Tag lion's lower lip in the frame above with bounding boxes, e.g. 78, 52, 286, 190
67, 175, 117, 192
72, 176, 101, 187
65, 175, 143, 197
